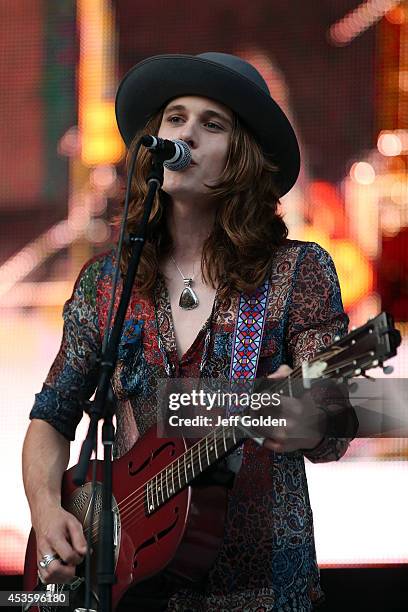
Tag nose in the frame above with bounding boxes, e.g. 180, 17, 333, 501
178, 122, 197, 149
180, 137, 195, 148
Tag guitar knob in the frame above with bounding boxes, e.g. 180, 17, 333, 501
383, 365, 394, 375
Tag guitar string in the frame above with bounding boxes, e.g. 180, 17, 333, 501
95, 347, 363, 538
84, 345, 363, 538
112, 351, 366, 536
85, 360, 315, 534
85, 349, 364, 540
110, 346, 346, 517
87, 425, 240, 540
87, 346, 369, 540
113, 345, 357, 516
85, 345, 365, 538
109, 329, 378, 529
85, 424, 237, 537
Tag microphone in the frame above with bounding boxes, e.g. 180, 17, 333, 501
140, 135, 192, 171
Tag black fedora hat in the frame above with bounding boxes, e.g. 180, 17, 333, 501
115, 52, 300, 197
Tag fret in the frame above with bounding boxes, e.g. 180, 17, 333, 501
205, 435, 210, 466
190, 446, 195, 478
287, 374, 293, 398
222, 426, 228, 452
155, 475, 160, 508
214, 430, 218, 459
157, 472, 162, 503
146, 481, 154, 512
183, 455, 188, 485
171, 464, 175, 496
158, 471, 162, 502
165, 467, 170, 498
177, 457, 182, 489
198, 441, 203, 472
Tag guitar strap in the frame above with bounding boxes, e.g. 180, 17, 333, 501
226, 278, 271, 472
229, 279, 271, 382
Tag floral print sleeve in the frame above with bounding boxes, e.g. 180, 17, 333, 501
29, 257, 103, 440
285, 243, 355, 463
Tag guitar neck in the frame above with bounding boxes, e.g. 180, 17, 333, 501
144, 312, 401, 515
145, 424, 242, 515
144, 352, 339, 515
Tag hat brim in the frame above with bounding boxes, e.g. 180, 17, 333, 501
115, 54, 300, 197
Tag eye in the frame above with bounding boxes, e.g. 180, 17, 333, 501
205, 121, 223, 130
167, 115, 184, 124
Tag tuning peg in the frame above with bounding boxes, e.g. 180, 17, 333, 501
383, 365, 394, 375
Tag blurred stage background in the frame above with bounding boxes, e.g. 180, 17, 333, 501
0, 0, 408, 608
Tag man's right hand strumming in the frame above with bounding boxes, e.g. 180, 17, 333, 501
33, 505, 87, 584
22, 419, 86, 584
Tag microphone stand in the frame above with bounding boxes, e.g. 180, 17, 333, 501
73, 153, 165, 612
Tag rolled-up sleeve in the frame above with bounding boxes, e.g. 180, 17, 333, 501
30, 259, 102, 440
285, 243, 356, 463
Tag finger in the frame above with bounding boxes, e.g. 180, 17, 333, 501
269, 424, 289, 444
279, 396, 303, 417
37, 549, 72, 585
267, 365, 293, 379
52, 535, 83, 566
263, 439, 285, 452
263, 437, 302, 453
37, 568, 46, 585
66, 516, 87, 557
40, 562, 76, 585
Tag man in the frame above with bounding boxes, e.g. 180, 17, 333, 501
23, 52, 356, 610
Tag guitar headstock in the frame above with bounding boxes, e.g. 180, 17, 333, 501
317, 312, 401, 381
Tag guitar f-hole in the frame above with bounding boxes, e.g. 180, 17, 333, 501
133, 507, 180, 569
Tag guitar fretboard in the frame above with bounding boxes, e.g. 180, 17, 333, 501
143, 311, 399, 516
145, 425, 241, 514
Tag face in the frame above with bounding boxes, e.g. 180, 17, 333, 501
157, 96, 233, 202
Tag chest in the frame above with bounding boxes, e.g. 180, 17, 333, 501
165, 273, 217, 359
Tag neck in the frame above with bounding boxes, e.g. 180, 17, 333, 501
166, 197, 217, 261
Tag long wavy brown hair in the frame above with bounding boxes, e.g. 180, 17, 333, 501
120, 104, 288, 298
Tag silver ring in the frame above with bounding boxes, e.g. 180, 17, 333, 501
38, 552, 60, 569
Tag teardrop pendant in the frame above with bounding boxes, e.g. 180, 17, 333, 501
179, 278, 199, 310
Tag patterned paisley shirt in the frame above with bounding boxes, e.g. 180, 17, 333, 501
30, 240, 352, 612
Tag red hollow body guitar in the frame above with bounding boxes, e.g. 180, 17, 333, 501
24, 427, 232, 611
23, 312, 401, 611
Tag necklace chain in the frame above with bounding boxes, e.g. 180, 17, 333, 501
170, 255, 197, 281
